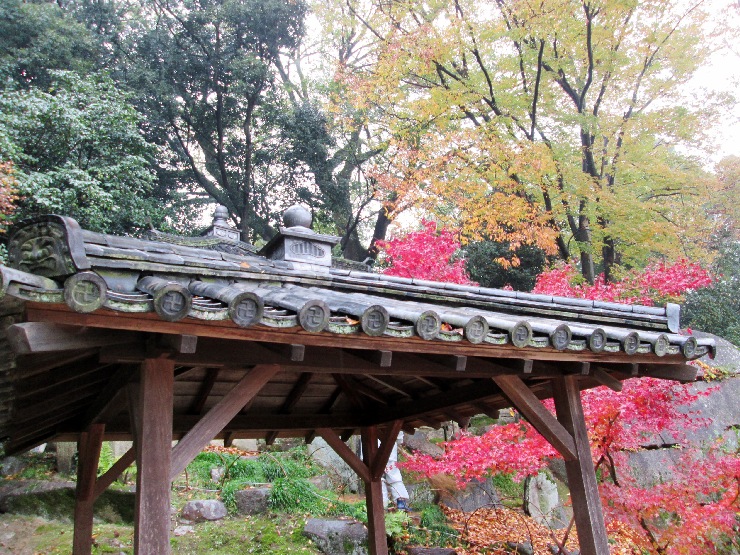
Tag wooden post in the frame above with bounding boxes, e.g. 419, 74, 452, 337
361, 427, 388, 555
552, 375, 610, 555
134, 358, 174, 555
72, 424, 105, 555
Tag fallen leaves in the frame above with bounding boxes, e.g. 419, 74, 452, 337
442, 506, 579, 554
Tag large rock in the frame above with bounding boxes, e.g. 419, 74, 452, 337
303, 518, 369, 555
627, 333, 740, 487
524, 472, 568, 529
430, 474, 502, 512
403, 430, 444, 458
234, 486, 271, 515
180, 499, 227, 522
0, 456, 26, 477
307, 437, 361, 493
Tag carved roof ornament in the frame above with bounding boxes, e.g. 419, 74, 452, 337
259, 205, 341, 268
204, 205, 241, 243
144, 205, 257, 255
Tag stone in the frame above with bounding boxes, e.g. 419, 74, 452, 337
524, 472, 568, 529
403, 430, 444, 458
308, 437, 361, 493
230, 438, 258, 452
506, 541, 534, 555
0, 457, 26, 477
309, 474, 334, 491
211, 467, 225, 483
433, 475, 502, 513
303, 518, 368, 555
406, 548, 457, 555
234, 486, 271, 515
173, 525, 195, 536
180, 499, 227, 522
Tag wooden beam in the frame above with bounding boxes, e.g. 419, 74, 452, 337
27, 305, 691, 365
371, 420, 403, 480
94, 447, 136, 499
591, 369, 623, 392
8, 322, 141, 354
134, 358, 174, 555
73, 424, 104, 555
266, 372, 313, 444
188, 368, 220, 415
332, 374, 367, 409
158, 334, 198, 354
341, 375, 389, 405
552, 375, 610, 555
423, 354, 467, 372
261, 342, 306, 362
361, 427, 389, 555
317, 428, 370, 483
170, 364, 280, 480
13, 349, 99, 380
82, 364, 136, 426
493, 375, 577, 461
354, 350, 393, 367
366, 375, 415, 398
638, 363, 697, 383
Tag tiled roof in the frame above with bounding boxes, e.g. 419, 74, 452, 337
0, 213, 713, 360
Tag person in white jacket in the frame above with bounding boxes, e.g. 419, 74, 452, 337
382, 432, 411, 511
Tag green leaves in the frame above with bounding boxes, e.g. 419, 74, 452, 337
0, 71, 168, 234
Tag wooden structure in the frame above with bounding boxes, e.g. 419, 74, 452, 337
0, 207, 713, 555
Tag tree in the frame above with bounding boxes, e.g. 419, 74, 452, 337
0, 162, 18, 230
398, 265, 738, 554
683, 242, 740, 346
465, 240, 547, 291
0, 71, 173, 234
119, 0, 307, 243
401, 376, 740, 555
0, 0, 101, 90
531, 259, 713, 305
273, 0, 391, 260
376, 220, 476, 284
345, 0, 736, 282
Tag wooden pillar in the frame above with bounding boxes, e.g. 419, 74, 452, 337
552, 375, 610, 555
133, 358, 174, 555
361, 427, 388, 555
73, 424, 105, 555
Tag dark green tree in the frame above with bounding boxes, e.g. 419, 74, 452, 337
683, 243, 740, 347
0, 71, 175, 234
121, 0, 307, 243
0, 0, 100, 89
465, 241, 547, 291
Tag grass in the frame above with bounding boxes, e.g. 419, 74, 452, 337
0, 444, 467, 554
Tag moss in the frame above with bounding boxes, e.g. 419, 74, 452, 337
1, 485, 135, 524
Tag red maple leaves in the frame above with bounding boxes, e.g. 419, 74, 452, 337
376, 220, 476, 285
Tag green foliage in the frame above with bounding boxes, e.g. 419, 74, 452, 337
97, 442, 115, 476
491, 472, 525, 507
0, 71, 177, 234
269, 476, 321, 513
121, 0, 309, 242
220, 478, 253, 512
0, 0, 100, 89
414, 504, 459, 547
465, 240, 547, 291
384, 510, 411, 537
170, 513, 320, 554
683, 243, 740, 346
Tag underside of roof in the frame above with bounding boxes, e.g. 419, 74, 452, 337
0, 213, 714, 456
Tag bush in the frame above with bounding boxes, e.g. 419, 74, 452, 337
683, 243, 740, 346
465, 240, 547, 291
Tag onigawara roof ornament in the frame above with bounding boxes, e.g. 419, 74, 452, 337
258, 204, 341, 269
